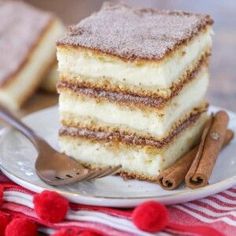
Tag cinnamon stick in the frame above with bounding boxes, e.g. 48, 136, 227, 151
185, 111, 230, 189
157, 129, 233, 190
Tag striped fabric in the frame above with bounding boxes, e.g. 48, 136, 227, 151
169, 188, 236, 235
0, 172, 234, 236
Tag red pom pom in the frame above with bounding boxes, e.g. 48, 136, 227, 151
0, 212, 11, 236
5, 218, 37, 236
132, 201, 168, 232
34, 190, 69, 223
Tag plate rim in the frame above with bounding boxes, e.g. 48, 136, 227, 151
2, 163, 236, 207
0, 105, 235, 207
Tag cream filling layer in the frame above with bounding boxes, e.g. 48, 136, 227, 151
57, 27, 212, 89
59, 66, 209, 137
59, 113, 206, 178
0, 20, 64, 110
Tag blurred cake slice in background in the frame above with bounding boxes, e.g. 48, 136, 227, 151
40, 63, 59, 93
0, 1, 64, 109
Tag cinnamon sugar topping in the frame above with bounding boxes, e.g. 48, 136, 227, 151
57, 2, 213, 61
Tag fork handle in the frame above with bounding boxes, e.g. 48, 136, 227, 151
0, 104, 46, 150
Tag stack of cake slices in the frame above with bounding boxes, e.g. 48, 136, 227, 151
57, 3, 213, 182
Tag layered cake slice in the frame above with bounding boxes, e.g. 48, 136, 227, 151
57, 3, 213, 181
0, 1, 64, 109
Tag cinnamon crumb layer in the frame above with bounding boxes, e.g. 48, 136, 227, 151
60, 102, 208, 140
57, 2, 213, 62
58, 50, 210, 98
58, 54, 209, 109
59, 108, 207, 149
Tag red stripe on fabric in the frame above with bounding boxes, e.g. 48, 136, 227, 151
2, 202, 37, 217
1, 183, 35, 195
167, 223, 223, 236
2, 203, 130, 236
2, 182, 132, 219
227, 188, 236, 193
0, 174, 11, 182
4, 210, 127, 236
181, 204, 236, 222
70, 203, 132, 219
191, 201, 236, 214
205, 196, 236, 207
218, 192, 236, 200
166, 228, 197, 236
168, 207, 235, 236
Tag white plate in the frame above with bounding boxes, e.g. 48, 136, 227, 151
0, 105, 235, 208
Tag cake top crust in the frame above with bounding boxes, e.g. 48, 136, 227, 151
0, 1, 52, 86
58, 2, 213, 61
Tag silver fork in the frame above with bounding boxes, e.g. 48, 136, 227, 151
0, 104, 121, 186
